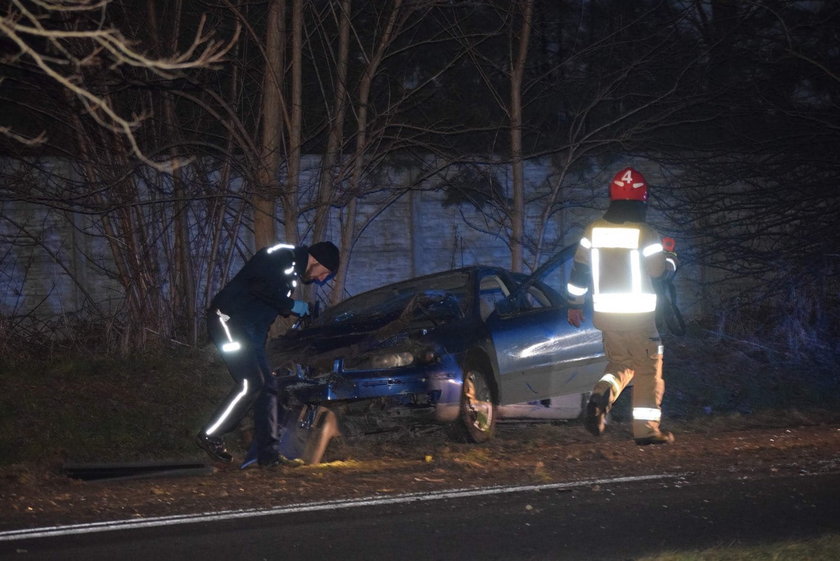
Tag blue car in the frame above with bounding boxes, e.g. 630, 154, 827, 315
267, 244, 605, 463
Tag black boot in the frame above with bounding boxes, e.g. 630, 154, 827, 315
195, 432, 233, 463
584, 383, 611, 437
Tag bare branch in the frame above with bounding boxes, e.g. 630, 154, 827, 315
1, 0, 240, 171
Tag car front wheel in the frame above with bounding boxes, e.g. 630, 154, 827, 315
453, 367, 496, 443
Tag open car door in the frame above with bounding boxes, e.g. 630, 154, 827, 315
484, 244, 605, 406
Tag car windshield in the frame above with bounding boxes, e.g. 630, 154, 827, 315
317, 271, 470, 325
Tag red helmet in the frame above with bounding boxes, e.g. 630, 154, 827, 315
609, 167, 648, 202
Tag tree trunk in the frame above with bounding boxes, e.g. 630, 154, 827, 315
313, 0, 352, 246
255, 0, 286, 248
283, 0, 304, 243
508, 0, 533, 273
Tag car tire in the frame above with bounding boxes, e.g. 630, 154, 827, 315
452, 367, 496, 443
278, 404, 340, 464
301, 406, 340, 465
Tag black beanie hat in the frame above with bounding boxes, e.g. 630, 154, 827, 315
308, 241, 340, 272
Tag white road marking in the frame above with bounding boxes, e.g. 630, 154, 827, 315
0, 473, 680, 542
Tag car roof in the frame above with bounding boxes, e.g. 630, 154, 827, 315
349, 265, 512, 295
335, 243, 576, 306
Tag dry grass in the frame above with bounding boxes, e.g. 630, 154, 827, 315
0, 327, 838, 470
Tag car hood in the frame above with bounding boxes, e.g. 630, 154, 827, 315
268, 293, 461, 375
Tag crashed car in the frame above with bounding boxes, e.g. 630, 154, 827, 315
267, 244, 606, 463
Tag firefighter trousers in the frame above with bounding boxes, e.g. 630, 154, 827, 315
596, 327, 665, 439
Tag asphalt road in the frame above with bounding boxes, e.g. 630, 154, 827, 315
3, 471, 839, 561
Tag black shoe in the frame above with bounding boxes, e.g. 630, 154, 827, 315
634, 431, 675, 446
584, 390, 609, 436
195, 432, 232, 463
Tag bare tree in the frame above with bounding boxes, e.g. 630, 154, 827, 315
4, 0, 834, 357
2, 0, 474, 350
622, 1, 840, 352
295, 0, 473, 303
0, 0, 239, 171
440, 1, 701, 271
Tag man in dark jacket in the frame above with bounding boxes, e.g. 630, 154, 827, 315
196, 241, 340, 466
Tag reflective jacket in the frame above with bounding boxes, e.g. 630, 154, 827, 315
210, 243, 308, 336
567, 217, 675, 330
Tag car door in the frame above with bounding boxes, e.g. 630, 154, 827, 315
484, 258, 605, 405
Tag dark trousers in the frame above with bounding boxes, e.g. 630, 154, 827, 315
204, 316, 278, 459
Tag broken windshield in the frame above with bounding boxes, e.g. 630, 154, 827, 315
318, 271, 470, 325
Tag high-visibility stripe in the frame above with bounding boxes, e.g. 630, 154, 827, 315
630, 249, 642, 293
598, 373, 622, 397
642, 242, 663, 257
591, 227, 640, 249
591, 248, 601, 295
593, 293, 657, 313
633, 407, 661, 421
216, 311, 241, 353
567, 282, 588, 296
206, 379, 249, 435
218, 313, 233, 341
267, 243, 295, 254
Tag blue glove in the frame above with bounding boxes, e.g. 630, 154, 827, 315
291, 300, 309, 317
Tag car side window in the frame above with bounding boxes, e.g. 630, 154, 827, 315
478, 275, 509, 321
522, 285, 551, 309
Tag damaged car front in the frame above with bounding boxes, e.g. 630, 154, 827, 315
269, 270, 484, 432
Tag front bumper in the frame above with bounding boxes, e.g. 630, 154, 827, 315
288, 354, 464, 423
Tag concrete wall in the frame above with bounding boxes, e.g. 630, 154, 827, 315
1, 157, 700, 324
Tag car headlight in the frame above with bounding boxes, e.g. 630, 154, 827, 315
344, 351, 414, 371
371, 352, 415, 369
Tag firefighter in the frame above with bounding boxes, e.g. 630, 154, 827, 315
196, 241, 340, 465
566, 168, 678, 445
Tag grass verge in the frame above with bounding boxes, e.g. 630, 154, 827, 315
639, 533, 840, 561
0, 330, 838, 469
